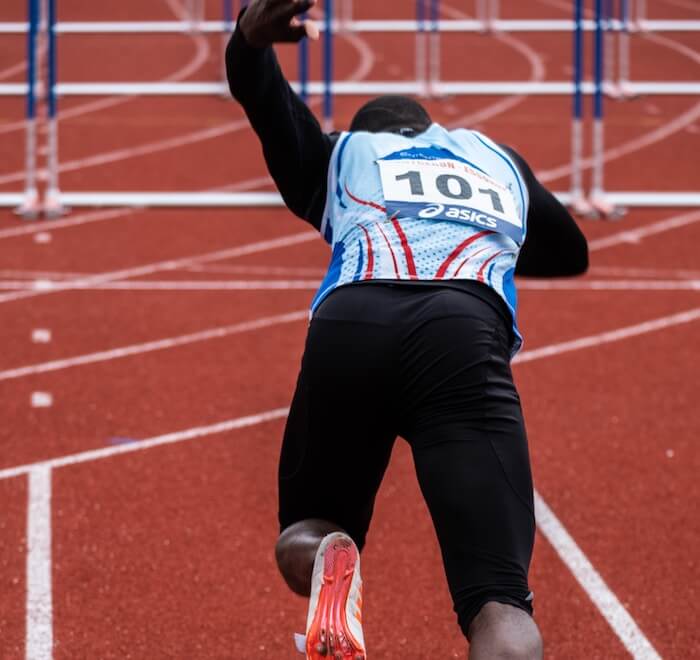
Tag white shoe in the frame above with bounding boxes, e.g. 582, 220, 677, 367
301, 532, 366, 659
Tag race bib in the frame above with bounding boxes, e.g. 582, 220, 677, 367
377, 156, 524, 244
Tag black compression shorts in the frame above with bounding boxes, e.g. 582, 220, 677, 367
278, 282, 536, 635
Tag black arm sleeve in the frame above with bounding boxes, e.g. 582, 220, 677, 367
502, 146, 589, 277
226, 13, 335, 230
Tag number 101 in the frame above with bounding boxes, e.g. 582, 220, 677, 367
395, 170, 504, 213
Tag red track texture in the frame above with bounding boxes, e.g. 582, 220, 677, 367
1, 0, 699, 658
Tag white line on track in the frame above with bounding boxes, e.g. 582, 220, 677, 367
0, 409, 289, 481
0, 310, 308, 383
518, 279, 700, 291
589, 265, 700, 278
0, 230, 317, 305
513, 307, 700, 364
25, 466, 53, 660
587, 209, 700, 251
2, 278, 700, 293
0, 279, 321, 291
534, 493, 662, 659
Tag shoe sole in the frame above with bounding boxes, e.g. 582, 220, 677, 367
306, 537, 365, 660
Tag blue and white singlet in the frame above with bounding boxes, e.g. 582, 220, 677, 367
312, 123, 529, 354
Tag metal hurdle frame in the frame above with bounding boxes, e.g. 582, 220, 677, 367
3, 1, 700, 216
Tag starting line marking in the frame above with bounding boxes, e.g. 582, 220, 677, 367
25, 466, 53, 660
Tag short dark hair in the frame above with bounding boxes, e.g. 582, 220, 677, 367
349, 95, 432, 135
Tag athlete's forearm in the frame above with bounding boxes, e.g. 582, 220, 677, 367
226, 13, 333, 229
503, 146, 589, 277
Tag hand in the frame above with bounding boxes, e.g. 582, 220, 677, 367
239, 0, 320, 48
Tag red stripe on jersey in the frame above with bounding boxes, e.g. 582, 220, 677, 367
390, 217, 418, 279
453, 246, 490, 278
435, 230, 493, 279
358, 224, 375, 280
376, 222, 401, 279
344, 184, 387, 213
477, 250, 504, 282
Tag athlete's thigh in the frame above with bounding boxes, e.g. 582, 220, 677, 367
278, 308, 397, 550
399, 303, 535, 635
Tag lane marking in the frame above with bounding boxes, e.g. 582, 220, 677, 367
0, 409, 289, 481
535, 493, 662, 659
31, 329, 52, 343
0, 279, 320, 291
0, 230, 317, 305
588, 265, 700, 279
0, 310, 308, 383
25, 466, 53, 660
30, 392, 53, 408
518, 279, 700, 291
1, 278, 698, 293
33, 232, 51, 245
2, 304, 699, 478
587, 209, 700, 251
513, 307, 700, 364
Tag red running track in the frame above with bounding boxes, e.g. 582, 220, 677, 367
1, 0, 699, 658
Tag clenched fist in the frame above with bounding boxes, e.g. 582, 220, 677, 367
239, 0, 320, 48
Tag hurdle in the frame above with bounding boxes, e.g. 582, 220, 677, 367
13, 0, 40, 218
3, 0, 700, 216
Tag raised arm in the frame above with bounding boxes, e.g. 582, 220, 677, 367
226, 0, 336, 229
502, 146, 589, 277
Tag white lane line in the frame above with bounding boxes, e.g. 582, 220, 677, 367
0, 409, 289, 481
187, 264, 327, 276
587, 209, 700, 251
513, 307, 700, 364
2, 304, 699, 479
0, 279, 321, 291
589, 266, 700, 279
534, 493, 662, 659
0, 310, 308, 383
0, 230, 317, 305
0, 207, 137, 240
518, 279, 700, 291
25, 466, 53, 660
2, 278, 698, 293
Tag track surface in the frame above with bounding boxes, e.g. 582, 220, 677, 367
1, 0, 699, 658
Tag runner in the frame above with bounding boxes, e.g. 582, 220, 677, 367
227, 1, 588, 658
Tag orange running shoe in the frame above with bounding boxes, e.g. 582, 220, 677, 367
300, 532, 366, 660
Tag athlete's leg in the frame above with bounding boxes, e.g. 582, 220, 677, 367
468, 602, 542, 659
275, 519, 345, 596
397, 289, 541, 657
276, 286, 398, 596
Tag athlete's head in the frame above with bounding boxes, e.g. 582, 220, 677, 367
349, 95, 432, 136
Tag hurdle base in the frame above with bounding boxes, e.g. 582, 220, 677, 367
14, 189, 41, 221
569, 194, 595, 219
44, 188, 69, 219
590, 193, 627, 221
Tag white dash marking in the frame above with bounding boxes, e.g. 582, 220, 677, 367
26, 466, 53, 660
32, 280, 54, 291
31, 392, 53, 408
33, 232, 52, 245
535, 492, 662, 659
31, 329, 52, 344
